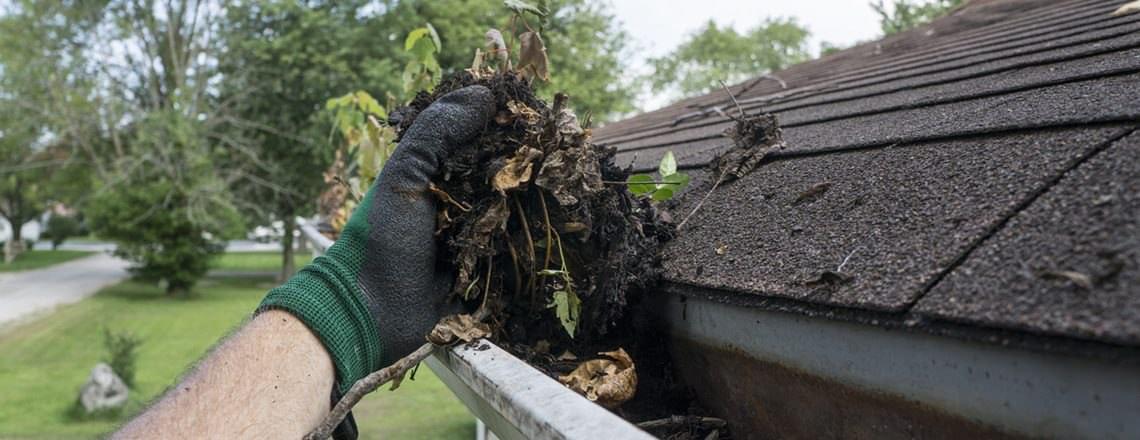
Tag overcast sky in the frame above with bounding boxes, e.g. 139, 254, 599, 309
610, 0, 883, 110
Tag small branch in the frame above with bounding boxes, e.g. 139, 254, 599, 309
637, 415, 727, 430
304, 343, 435, 440
836, 246, 861, 273
718, 80, 746, 119
676, 174, 725, 232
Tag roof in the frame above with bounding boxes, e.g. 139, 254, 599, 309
594, 0, 1140, 352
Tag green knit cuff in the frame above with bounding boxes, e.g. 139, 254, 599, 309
258, 255, 382, 394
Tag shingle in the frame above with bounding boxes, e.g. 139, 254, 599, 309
615, 71, 1140, 170
914, 129, 1140, 344
660, 127, 1131, 311
596, 0, 1133, 146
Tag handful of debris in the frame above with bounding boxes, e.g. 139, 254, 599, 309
394, 71, 672, 404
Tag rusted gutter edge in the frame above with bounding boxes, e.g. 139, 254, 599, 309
659, 292, 1140, 438
298, 220, 652, 440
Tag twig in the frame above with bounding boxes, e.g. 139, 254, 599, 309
538, 192, 554, 271
676, 174, 725, 232
718, 80, 746, 119
836, 246, 861, 273
306, 306, 495, 440
637, 415, 727, 430
304, 343, 435, 440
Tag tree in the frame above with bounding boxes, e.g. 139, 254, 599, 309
80, 0, 243, 294
218, 1, 380, 280
647, 18, 811, 99
0, 0, 102, 262
871, 0, 965, 35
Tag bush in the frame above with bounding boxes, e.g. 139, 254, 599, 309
103, 328, 142, 389
45, 215, 81, 249
87, 182, 237, 295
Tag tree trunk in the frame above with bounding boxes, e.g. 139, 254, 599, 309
4, 214, 25, 264
280, 214, 296, 283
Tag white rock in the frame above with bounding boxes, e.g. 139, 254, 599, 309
79, 362, 129, 413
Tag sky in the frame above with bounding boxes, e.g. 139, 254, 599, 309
610, 0, 884, 110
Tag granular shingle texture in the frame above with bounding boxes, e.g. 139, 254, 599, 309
661, 127, 1130, 311
594, 0, 1140, 348
915, 131, 1140, 344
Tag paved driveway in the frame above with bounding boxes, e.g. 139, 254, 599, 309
0, 253, 129, 328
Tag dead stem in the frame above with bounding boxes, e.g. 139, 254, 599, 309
637, 415, 727, 430
538, 191, 554, 271
306, 304, 499, 440
718, 79, 746, 119
504, 232, 523, 298
512, 195, 537, 295
304, 343, 435, 440
676, 174, 725, 232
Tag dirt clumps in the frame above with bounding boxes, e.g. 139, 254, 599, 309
393, 70, 671, 364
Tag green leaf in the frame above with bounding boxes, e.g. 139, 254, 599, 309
659, 151, 677, 177
354, 91, 386, 119
550, 290, 581, 338
651, 187, 675, 201
409, 37, 437, 62
425, 22, 442, 51
627, 174, 656, 195
404, 27, 429, 51
504, 0, 546, 16
660, 172, 690, 190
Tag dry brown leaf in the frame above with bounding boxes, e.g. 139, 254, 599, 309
484, 29, 509, 69
535, 145, 604, 206
558, 348, 637, 408
556, 350, 578, 361
492, 146, 543, 194
454, 199, 510, 295
518, 31, 550, 81
1113, 1, 1140, 16
427, 314, 492, 345
507, 100, 542, 125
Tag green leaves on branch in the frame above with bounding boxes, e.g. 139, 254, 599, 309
403, 23, 443, 95
325, 90, 397, 196
627, 151, 691, 201
504, 0, 549, 19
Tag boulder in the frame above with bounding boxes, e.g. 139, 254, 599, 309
79, 362, 129, 413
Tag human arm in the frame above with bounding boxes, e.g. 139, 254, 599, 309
113, 310, 334, 439
114, 86, 495, 438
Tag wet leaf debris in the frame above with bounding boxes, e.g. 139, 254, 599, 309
393, 70, 672, 375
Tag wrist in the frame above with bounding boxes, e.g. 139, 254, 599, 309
258, 251, 382, 394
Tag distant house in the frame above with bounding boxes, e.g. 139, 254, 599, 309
0, 218, 41, 244
594, 0, 1140, 437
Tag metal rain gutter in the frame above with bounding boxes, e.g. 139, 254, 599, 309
659, 291, 1140, 439
298, 220, 652, 440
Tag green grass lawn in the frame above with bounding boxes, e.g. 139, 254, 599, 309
211, 251, 314, 273
0, 250, 93, 272
0, 275, 472, 439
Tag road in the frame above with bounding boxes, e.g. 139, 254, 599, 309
0, 253, 130, 328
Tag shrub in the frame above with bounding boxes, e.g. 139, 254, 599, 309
45, 215, 81, 249
103, 328, 142, 389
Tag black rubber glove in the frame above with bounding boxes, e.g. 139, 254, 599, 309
259, 85, 495, 393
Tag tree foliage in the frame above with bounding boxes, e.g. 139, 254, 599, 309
384, 0, 636, 121
871, 0, 965, 35
647, 18, 811, 99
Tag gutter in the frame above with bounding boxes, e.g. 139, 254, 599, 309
297, 220, 652, 440
657, 291, 1140, 439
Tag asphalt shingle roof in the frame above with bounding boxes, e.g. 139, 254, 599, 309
595, 0, 1140, 349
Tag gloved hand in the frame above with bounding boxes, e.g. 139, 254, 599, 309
259, 85, 495, 394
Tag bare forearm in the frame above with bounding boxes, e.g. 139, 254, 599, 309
114, 310, 335, 439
